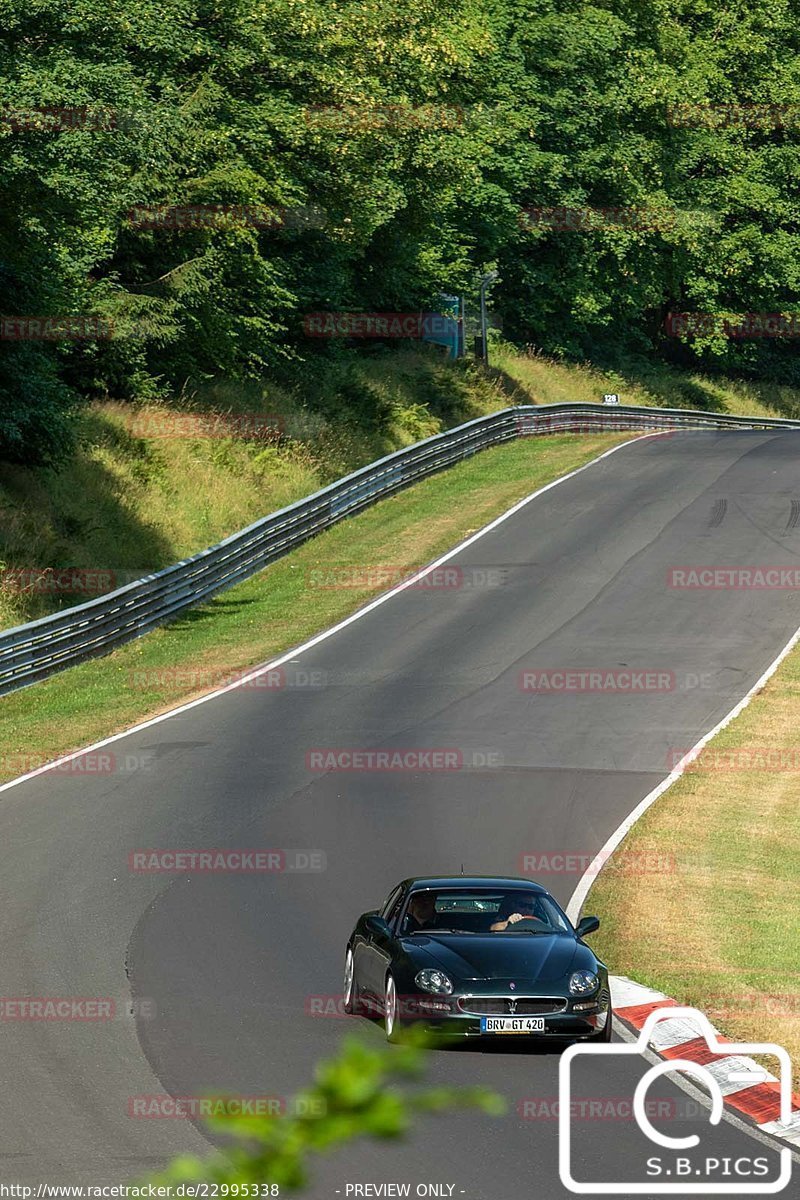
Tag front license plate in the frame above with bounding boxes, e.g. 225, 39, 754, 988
480, 1016, 545, 1034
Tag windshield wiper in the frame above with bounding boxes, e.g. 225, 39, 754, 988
406, 927, 470, 936
405, 927, 558, 937
502, 927, 556, 934
415, 927, 460, 934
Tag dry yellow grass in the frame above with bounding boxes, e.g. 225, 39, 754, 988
591, 648, 800, 1086
5, 344, 797, 631
0, 350, 509, 629
493, 341, 800, 420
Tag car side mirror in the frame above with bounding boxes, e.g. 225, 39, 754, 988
576, 915, 600, 938
366, 914, 392, 939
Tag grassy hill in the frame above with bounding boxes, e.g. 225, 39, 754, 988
3, 342, 799, 630
492, 341, 800, 419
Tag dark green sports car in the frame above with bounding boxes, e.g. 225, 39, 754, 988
344, 875, 612, 1043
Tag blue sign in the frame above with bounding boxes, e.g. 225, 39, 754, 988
422, 294, 464, 359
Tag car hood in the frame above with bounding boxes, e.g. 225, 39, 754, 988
402, 932, 581, 983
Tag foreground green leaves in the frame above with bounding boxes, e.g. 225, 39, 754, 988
151, 1035, 504, 1190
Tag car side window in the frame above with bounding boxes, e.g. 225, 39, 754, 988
385, 889, 406, 931
381, 886, 402, 919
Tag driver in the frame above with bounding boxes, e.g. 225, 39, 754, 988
490, 894, 543, 931
404, 892, 437, 933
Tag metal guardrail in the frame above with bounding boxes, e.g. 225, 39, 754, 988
2, 401, 799, 697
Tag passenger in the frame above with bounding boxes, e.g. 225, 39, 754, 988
404, 892, 437, 933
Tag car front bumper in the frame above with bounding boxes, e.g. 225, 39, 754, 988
392, 992, 611, 1039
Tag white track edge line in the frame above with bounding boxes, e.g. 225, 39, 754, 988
613, 989, 800, 1132
0, 433, 651, 796
566, 617, 800, 924
612, 1016, 800, 1164
571, 607, 800, 1156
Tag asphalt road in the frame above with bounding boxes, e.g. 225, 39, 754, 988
1, 430, 799, 1195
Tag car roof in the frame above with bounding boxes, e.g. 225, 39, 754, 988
401, 875, 549, 895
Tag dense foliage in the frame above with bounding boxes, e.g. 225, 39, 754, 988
1, 0, 798, 460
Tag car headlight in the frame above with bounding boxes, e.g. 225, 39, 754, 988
415, 969, 453, 995
569, 970, 599, 996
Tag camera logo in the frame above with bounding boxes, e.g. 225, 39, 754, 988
559, 1006, 793, 1193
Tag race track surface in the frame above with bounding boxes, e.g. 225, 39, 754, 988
2, 431, 799, 1195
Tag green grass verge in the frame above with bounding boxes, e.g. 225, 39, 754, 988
590, 639, 800, 1087
1, 432, 629, 786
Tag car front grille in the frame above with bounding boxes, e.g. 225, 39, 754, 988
457, 996, 567, 1016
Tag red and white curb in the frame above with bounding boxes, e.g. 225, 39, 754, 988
611, 976, 800, 1149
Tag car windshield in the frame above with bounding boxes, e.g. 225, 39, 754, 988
399, 888, 570, 935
